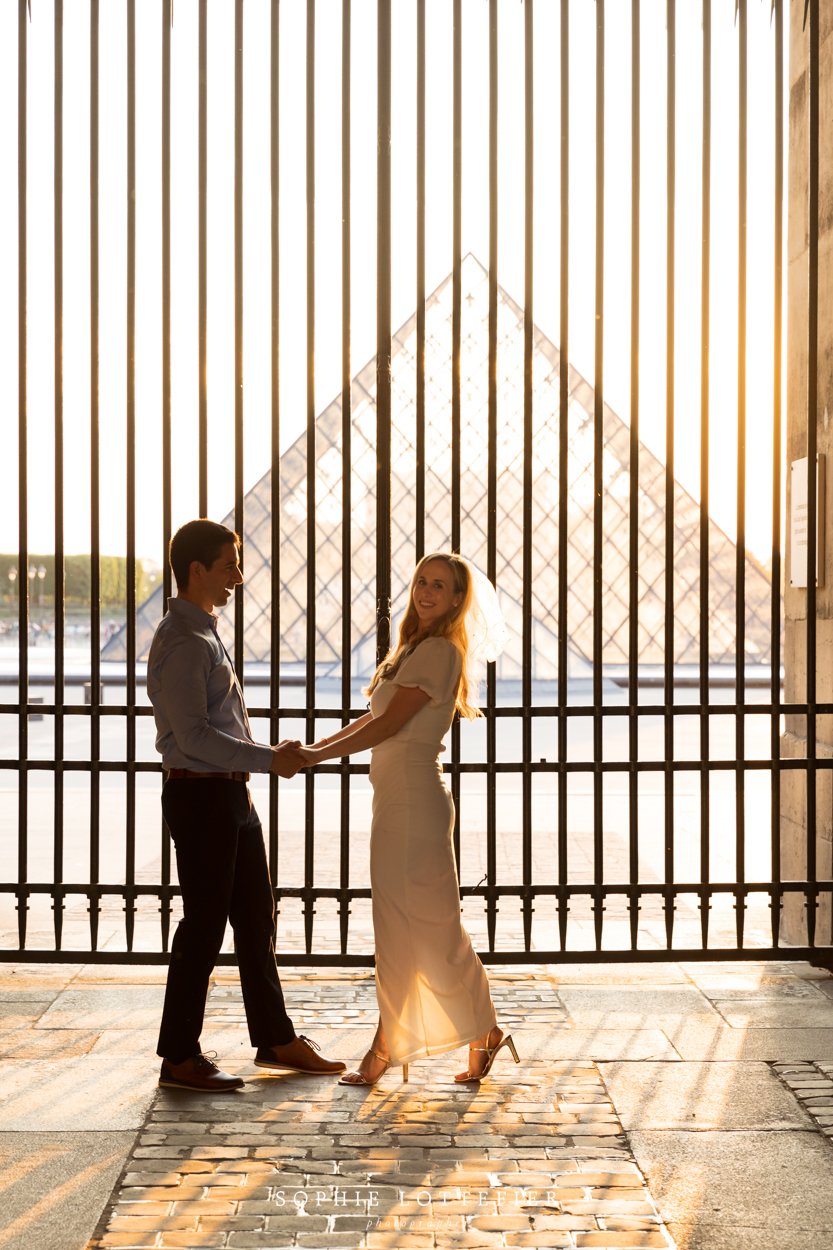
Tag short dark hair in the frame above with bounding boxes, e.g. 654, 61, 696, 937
169, 519, 240, 592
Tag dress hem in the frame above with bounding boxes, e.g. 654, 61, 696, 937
387, 1014, 498, 1067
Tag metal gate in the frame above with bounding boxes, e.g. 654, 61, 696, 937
2, 0, 830, 967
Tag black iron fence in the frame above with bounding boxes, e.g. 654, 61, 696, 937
2, 0, 831, 967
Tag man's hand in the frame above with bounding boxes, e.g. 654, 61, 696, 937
270, 742, 304, 778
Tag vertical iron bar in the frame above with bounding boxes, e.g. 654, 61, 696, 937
486, 0, 498, 952
592, 0, 605, 951
699, 0, 712, 950
375, 0, 392, 964
627, 0, 640, 952
160, 0, 173, 950
161, 0, 171, 605
17, 0, 28, 951
415, 0, 425, 562
304, 0, 316, 955
198, 0, 208, 515
268, 0, 281, 897
89, 0, 101, 952
521, 0, 533, 951
234, 0, 244, 676
125, 0, 138, 951
663, 0, 676, 949
557, 0, 569, 951
735, 0, 747, 948
805, 0, 819, 946
450, 0, 461, 867
374, 0, 392, 961
376, 0, 392, 670
53, 0, 65, 950
769, 0, 783, 949
339, 0, 352, 954
451, 0, 461, 561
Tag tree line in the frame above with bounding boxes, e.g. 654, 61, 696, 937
0, 555, 156, 607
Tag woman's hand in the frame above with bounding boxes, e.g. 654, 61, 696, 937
276, 739, 319, 768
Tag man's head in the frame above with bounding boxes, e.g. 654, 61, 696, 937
169, 519, 243, 611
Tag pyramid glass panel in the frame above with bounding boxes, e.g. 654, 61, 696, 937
107, 255, 777, 679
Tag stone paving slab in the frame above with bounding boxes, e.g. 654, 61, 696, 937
2, 1056, 157, 1132
0, 1131, 138, 1250
678, 960, 833, 984
664, 1023, 833, 1061
707, 998, 833, 1029
554, 987, 726, 1030
662, 1230, 833, 1250
90, 1030, 172, 1059
529, 966, 693, 987
599, 1061, 814, 1131
0, 1025, 101, 1059
0, 999, 57, 1028
0, 986, 62, 1002
37, 986, 166, 1031
628, 1129, 833, 1250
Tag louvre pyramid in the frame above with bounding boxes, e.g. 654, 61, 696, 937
109, 254, 775, 679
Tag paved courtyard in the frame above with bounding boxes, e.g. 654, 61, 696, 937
2, 959, 833, 1250
2, 667, 831, 1247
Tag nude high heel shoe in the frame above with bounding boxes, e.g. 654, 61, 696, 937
454, 1030, 520, 1083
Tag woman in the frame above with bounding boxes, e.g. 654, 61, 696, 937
298, 553, 518, 1085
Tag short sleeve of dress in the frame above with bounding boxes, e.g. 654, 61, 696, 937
392, 637, 462, 706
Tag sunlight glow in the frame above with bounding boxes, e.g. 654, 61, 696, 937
0, 0, 786, 567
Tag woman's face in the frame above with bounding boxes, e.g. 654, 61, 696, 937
412, 559, 460, 632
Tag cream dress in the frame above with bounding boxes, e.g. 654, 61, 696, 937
369, 635, 496, 1065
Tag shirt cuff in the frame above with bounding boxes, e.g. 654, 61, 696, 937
247, 743, 275, 773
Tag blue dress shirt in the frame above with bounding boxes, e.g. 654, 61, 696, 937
147, 598, 273, 773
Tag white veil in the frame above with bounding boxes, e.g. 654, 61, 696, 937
463, 561, 509, 702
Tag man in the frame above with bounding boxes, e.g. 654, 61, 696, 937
147, 518, 345, 1091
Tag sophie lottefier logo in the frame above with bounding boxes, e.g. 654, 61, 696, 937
273, 1186, 568, 1210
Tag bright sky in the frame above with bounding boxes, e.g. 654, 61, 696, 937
0, 0, 786, 568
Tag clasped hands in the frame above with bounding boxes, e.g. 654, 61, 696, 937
269, 738, 321, 778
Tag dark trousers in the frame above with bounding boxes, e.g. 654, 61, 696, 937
156, 778, 295, 1062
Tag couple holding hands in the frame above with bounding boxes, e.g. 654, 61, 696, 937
148, 518, 519, 1093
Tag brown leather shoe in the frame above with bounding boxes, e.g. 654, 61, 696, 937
159, 1053, 245, 1092
254, 1035, 346, 1075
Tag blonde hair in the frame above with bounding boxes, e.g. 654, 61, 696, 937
366, 553, 481, 720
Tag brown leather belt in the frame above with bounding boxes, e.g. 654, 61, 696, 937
165, 768, 250, 783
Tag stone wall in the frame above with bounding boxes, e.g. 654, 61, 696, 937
781, 0, 833, 946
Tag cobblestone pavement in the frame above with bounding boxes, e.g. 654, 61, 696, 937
90, 972, 674, 1250
771, 1060, 833, 1139
6, 960, 833, 1250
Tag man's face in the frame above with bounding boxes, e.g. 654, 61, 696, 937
196, 541, 244, 610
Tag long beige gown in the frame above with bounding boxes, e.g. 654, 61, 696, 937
369, 635, 496, 1065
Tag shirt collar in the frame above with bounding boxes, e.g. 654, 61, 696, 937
167, 597, 219, 631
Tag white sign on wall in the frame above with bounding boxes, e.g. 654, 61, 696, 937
789, 454, 825, 588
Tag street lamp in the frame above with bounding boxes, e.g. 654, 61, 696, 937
27, 567, 37, 643
36, 564, 46, 606
7, 567, 17, 600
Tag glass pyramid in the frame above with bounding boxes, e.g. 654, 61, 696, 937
108, 254, 776, 680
